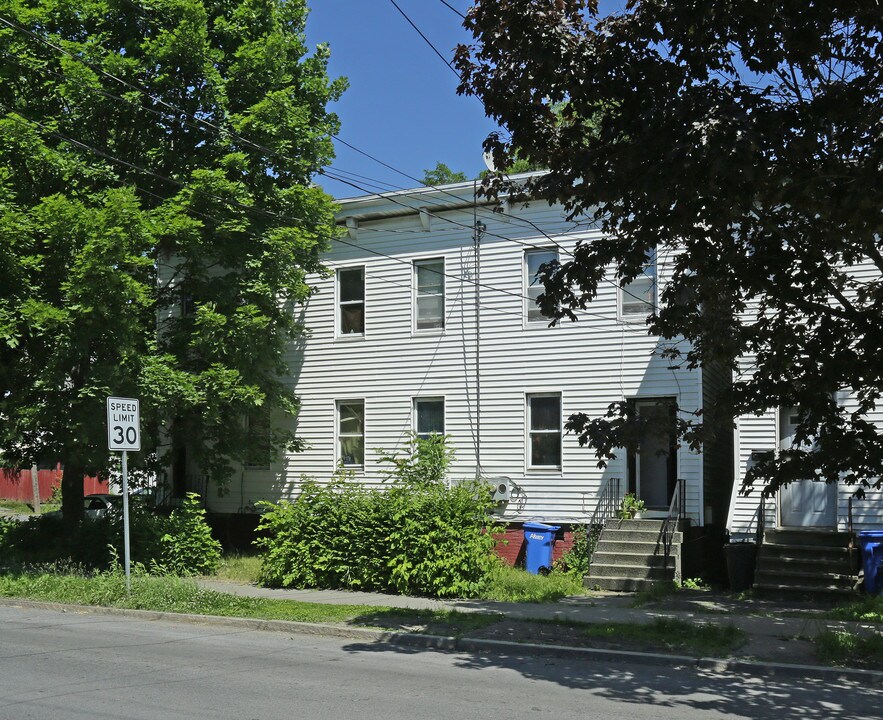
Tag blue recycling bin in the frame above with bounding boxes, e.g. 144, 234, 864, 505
523, 521, 560, 574
858, 530, 883, 595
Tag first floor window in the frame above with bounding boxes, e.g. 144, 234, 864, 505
415, 259, 445, 330
620, 248, 657, 319
414, 397, 444, 439
245, 410, 271, 469
338, 267, 365, 335
337, 400, 365, 467
528, 393, 561, 467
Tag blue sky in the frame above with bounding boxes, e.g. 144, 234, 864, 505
305, 1, 497, 198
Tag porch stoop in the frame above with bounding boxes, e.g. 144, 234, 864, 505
584, 519, 684, 593
753, 528, 859, 602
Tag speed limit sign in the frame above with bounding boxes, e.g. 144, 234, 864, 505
106, 397, 141, 451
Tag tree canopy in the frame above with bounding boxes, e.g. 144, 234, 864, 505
0, 0, 344, 523
421, 161, 468, 186
456, 1, 883, 494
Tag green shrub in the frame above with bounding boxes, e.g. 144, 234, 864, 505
256, 437, 500, 598
159, 493, 222, 576
555, 524, 591, 578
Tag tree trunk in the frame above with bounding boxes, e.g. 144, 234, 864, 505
60, 459, 86, 533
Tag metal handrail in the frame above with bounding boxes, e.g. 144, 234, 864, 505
754, 493, 767, 547
587, 477, 623, 564
660, 478, 684, 567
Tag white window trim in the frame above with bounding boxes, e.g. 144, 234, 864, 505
524, 248, 559, 327
618, 250, 658, 323
335, 398, 366, 470
412, 257, 446, 334
336, 266, 365, 338
525, 392, 563, 472
413, 396, 446, 439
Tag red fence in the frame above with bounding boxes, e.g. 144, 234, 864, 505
0, 465, 108, 502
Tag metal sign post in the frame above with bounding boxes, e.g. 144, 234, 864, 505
106, 397, 141, 592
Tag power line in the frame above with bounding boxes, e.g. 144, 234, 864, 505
387, 0, 461, 79
437, 0, 467, 20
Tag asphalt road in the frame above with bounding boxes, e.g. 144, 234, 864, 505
0, 606, 878, 720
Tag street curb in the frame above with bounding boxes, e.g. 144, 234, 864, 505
2, 597, 881, 685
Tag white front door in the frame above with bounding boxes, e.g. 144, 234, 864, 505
778, 407, 837, 527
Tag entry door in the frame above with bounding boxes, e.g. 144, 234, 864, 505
631, 399, 677, 510
778, 407, 837, 527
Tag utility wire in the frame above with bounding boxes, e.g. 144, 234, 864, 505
387, 0, 461, 79
438, 0, 467, 19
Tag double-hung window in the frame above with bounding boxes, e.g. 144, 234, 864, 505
414, 258, 445, 331
338, 267, 365, 335
620, 248, 657, 320
337, 400, 365, 467
525, 249, 558, 324
244, 410, 271, 469
527, 393, 562, 468
414, 397, 444, 440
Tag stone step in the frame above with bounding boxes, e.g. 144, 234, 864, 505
593, 540, 679, 555
589, 563, 674, 580
758, 543, 854, 563
592, 551, 671, 567
764, 529, 853, 548
754, 568, 856, 590
604, 519, 668, 531
597, 528, 684, 544
756, 555, 855, 576
753, 583, 858, 603
583, 576, 673, 593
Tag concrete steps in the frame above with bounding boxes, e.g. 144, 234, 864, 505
754, 528, 859, 602
584, 519, 684, 593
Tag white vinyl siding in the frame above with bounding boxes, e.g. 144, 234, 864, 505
414, 258, 445, 331
197, 186, 707, 524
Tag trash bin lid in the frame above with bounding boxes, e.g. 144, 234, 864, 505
858, 530, 883, 538
523, 522, 561, 532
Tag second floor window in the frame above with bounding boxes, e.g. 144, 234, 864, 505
620, 249, 657, 320
525, 249, 558, 323
415, 258, 445, 330
338, 267, 365, 335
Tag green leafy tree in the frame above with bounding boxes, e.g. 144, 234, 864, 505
0, 0, 344, 526
421, 161, 468, 186
456, 1, 883, 494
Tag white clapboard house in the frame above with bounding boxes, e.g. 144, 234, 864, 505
174, 176, 880, 590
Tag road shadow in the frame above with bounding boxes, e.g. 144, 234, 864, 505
338, 637, 877, 720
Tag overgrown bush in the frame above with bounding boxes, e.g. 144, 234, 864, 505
0, 492, 220, 577
555, 524, 592, 579
256, 437, 500, 598
159, 493, 222, 576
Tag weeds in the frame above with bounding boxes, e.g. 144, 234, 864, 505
815, 630, 883, 670
584, 618, 745, 657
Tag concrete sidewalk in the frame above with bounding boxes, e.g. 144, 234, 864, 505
198, 579, 882, 671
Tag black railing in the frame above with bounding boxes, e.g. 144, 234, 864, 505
660, 478, 685, 573
587, 477, 623, 564
755, 493, 767, 547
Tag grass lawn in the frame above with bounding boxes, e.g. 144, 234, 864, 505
0, 571, 500, 635
582, 618, 745, 657
815, 630, 883, 670
825, 596, 883, 623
